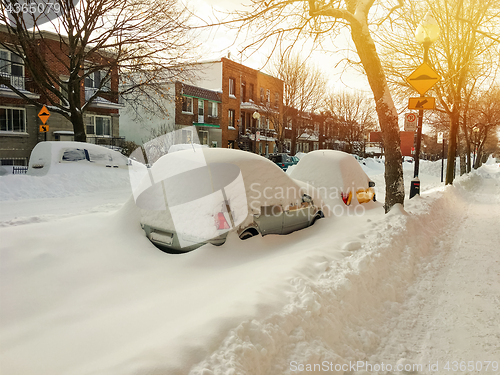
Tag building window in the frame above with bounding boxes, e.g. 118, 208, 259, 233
198, 99, 204, 116
182, 96, 193, 113
0, 49, 24, 89
208, 101, 218, 117
0, 49, 23, 76
266, 89, 270, 103
229, 78, 235, 97
260, 87, 265, 103
84, 69, 111, 91
199, 130, 208, 145
0, 107, 26, 132
274, 93, 279, 108
85, 115, 111, 136
228, 109, 235, 128
249, 84, 254, 101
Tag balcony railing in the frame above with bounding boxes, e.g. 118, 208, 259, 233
0, 73, 25, 90
239, 126, 276, 139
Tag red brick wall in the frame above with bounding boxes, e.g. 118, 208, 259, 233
220, 58, 283, 148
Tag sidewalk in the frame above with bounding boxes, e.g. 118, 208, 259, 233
374, 169, 500, 374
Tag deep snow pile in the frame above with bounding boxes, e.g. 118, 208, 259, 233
0, 158, 499, 375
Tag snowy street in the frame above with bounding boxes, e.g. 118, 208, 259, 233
0, 160, 499, 374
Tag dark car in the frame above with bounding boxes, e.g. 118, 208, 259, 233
268, 153, 299, 171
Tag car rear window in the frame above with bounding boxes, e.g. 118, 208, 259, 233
269, 155, 282, 163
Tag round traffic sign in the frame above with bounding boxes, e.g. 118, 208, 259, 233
406, 113, 417, 123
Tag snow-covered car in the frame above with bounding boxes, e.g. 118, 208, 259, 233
27, 141, 129, 176
134, 148, 325, 253
289, 150, 376, 209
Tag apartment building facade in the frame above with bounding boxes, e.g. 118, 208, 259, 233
0, 25, 121, 169
194, 57, 284, 155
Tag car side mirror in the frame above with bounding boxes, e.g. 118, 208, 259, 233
302, 194, 312, 203
369, 181, 375, 187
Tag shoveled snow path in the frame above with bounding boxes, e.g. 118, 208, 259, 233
373, 168, 500, 373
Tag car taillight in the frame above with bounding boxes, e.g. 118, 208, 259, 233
282, 163, 285, 167
216, 212, 230, 230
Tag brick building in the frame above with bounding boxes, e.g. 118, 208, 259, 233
0, 24, 121, 169
194, 57, 284, 155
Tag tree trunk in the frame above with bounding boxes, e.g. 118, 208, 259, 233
72, 111, 87, 142
350, 25, 404, 212
461, 109, 472, 173
458, 126, 466, 175
445, 109, 460, 184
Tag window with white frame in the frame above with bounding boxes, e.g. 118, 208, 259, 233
0, 49, 23, 77
266, 89, 270, 103
229, 78, 235, 97
208, 101, 218, 117
0, 107, 26, 132
182, 96, 193, 113
260, 87, 264, 103
0, 49, 24, 89
85, 115, 112, 136
198, 99, 204, 116
228, 109, 235, 127
84, 68, 111, 91
274, 93, 279, 108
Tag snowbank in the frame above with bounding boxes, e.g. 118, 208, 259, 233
0, 158, 498, 375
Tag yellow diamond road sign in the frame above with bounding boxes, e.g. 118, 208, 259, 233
406, 63, 441, 95
38, 105, 51, 125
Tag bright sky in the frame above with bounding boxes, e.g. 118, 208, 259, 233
190, 0, 372, 94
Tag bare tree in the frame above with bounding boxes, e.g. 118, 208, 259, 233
469, 86, 500, 168
0, 0, 195, 141
324, 90, 376, 155
268, 52, 327, 154
222, 0, 405, 212
378, 0, 500, 184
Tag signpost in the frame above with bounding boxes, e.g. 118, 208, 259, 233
408, 97, 435, 110
406, 63, 441, 199
38, 105, 50, 141
437, 132, 445, 182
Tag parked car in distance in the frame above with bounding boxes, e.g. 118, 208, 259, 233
27, 141, 129, 176
135, 148, 325, 253
268, 153, 300, 171
289, 150, 376, 208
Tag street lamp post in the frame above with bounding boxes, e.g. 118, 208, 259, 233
252, 111, 260, 154
473, 126, 480, 168
410, 12, 440, 198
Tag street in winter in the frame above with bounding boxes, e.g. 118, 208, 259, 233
1, 153, 499, 374
1, 0, 500, 373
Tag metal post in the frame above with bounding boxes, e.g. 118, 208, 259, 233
441, 140, 445, 183
409, 41, 431, 199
